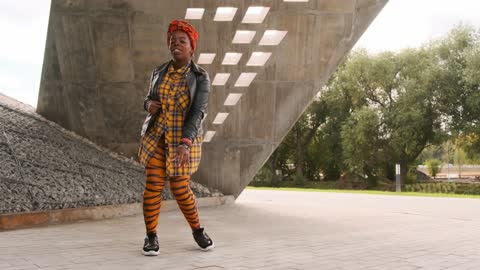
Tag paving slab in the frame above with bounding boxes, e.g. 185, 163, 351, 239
1, 189, 480, 270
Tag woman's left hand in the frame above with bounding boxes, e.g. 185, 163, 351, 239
175, 146, 190, 167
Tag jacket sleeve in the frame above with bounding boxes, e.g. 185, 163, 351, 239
182, 72, 211, 142
143, 71, 155, 112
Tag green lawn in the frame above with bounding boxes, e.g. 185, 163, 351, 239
246, 186, 480, 199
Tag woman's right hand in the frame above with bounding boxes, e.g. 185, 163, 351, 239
147, 101, 162, 114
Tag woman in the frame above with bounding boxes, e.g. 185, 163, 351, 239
138, 20, 213, 256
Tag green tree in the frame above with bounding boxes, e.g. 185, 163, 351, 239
259, 99, 328, 183
256, 24, 480, 188
327, 48, 444, 186
263, 131, 295, 184
315, 121, 344, 180
290, 100, 328, 181
341, 107, 382, 187
433, 25, 480, 135
388, 48, 444, 185
455, 134, 480, 163
315, 53, 370, 181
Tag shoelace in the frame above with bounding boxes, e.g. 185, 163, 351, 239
147, 235, 157, 245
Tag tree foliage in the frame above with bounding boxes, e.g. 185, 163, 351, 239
341, 107, 382, 187
253, 25, 480, 188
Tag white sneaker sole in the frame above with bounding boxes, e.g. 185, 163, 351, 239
199, 241, 215, 252
142, 250, 159, 256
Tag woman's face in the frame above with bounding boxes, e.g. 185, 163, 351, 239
169, 31, 193, 62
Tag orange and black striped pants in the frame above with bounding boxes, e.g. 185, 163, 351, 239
143, 139, 201, 234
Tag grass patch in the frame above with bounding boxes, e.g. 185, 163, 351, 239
245, 186, 480, 199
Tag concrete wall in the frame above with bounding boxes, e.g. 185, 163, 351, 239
38, 0, 388, 197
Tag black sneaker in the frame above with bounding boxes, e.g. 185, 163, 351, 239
142, 232, 159, 256
193, 227, 214, 251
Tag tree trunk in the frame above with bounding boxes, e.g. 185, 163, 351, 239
295, 126, 304, 177
270, 151, 282, 184
364, 168, 377, 188
400, 161, 408, 188
266, 154, 275, 179
458, 160, 462, 179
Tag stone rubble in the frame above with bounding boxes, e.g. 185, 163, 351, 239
0, 94, 223, 214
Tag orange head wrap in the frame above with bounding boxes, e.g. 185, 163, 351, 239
167, 20, 199, 51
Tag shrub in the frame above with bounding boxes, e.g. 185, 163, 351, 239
455, 183, 480, 195
405, 182, 480, 195
425, 159, 442, 178
250, 167, 274, 187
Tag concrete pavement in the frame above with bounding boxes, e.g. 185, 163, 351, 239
1, 189, 480, 270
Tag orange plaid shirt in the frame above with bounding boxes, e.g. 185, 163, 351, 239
138, 63, 202, 176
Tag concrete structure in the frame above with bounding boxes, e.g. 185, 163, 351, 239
38, 0, 388, 197
2, 190, 480, 269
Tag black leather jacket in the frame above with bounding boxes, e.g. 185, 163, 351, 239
140, 60, 211, 142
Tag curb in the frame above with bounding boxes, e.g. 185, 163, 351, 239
0, 195, 235, 231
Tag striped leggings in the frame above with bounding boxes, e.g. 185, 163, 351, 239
143, 140, 201, 234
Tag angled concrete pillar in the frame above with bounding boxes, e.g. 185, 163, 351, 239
38, 0, 388, 197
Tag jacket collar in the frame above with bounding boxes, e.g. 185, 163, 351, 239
156, 60, 204, 76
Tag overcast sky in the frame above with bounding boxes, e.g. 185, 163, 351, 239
0, 0, 479, 108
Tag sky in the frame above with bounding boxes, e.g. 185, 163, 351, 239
0, 0, 479, 108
